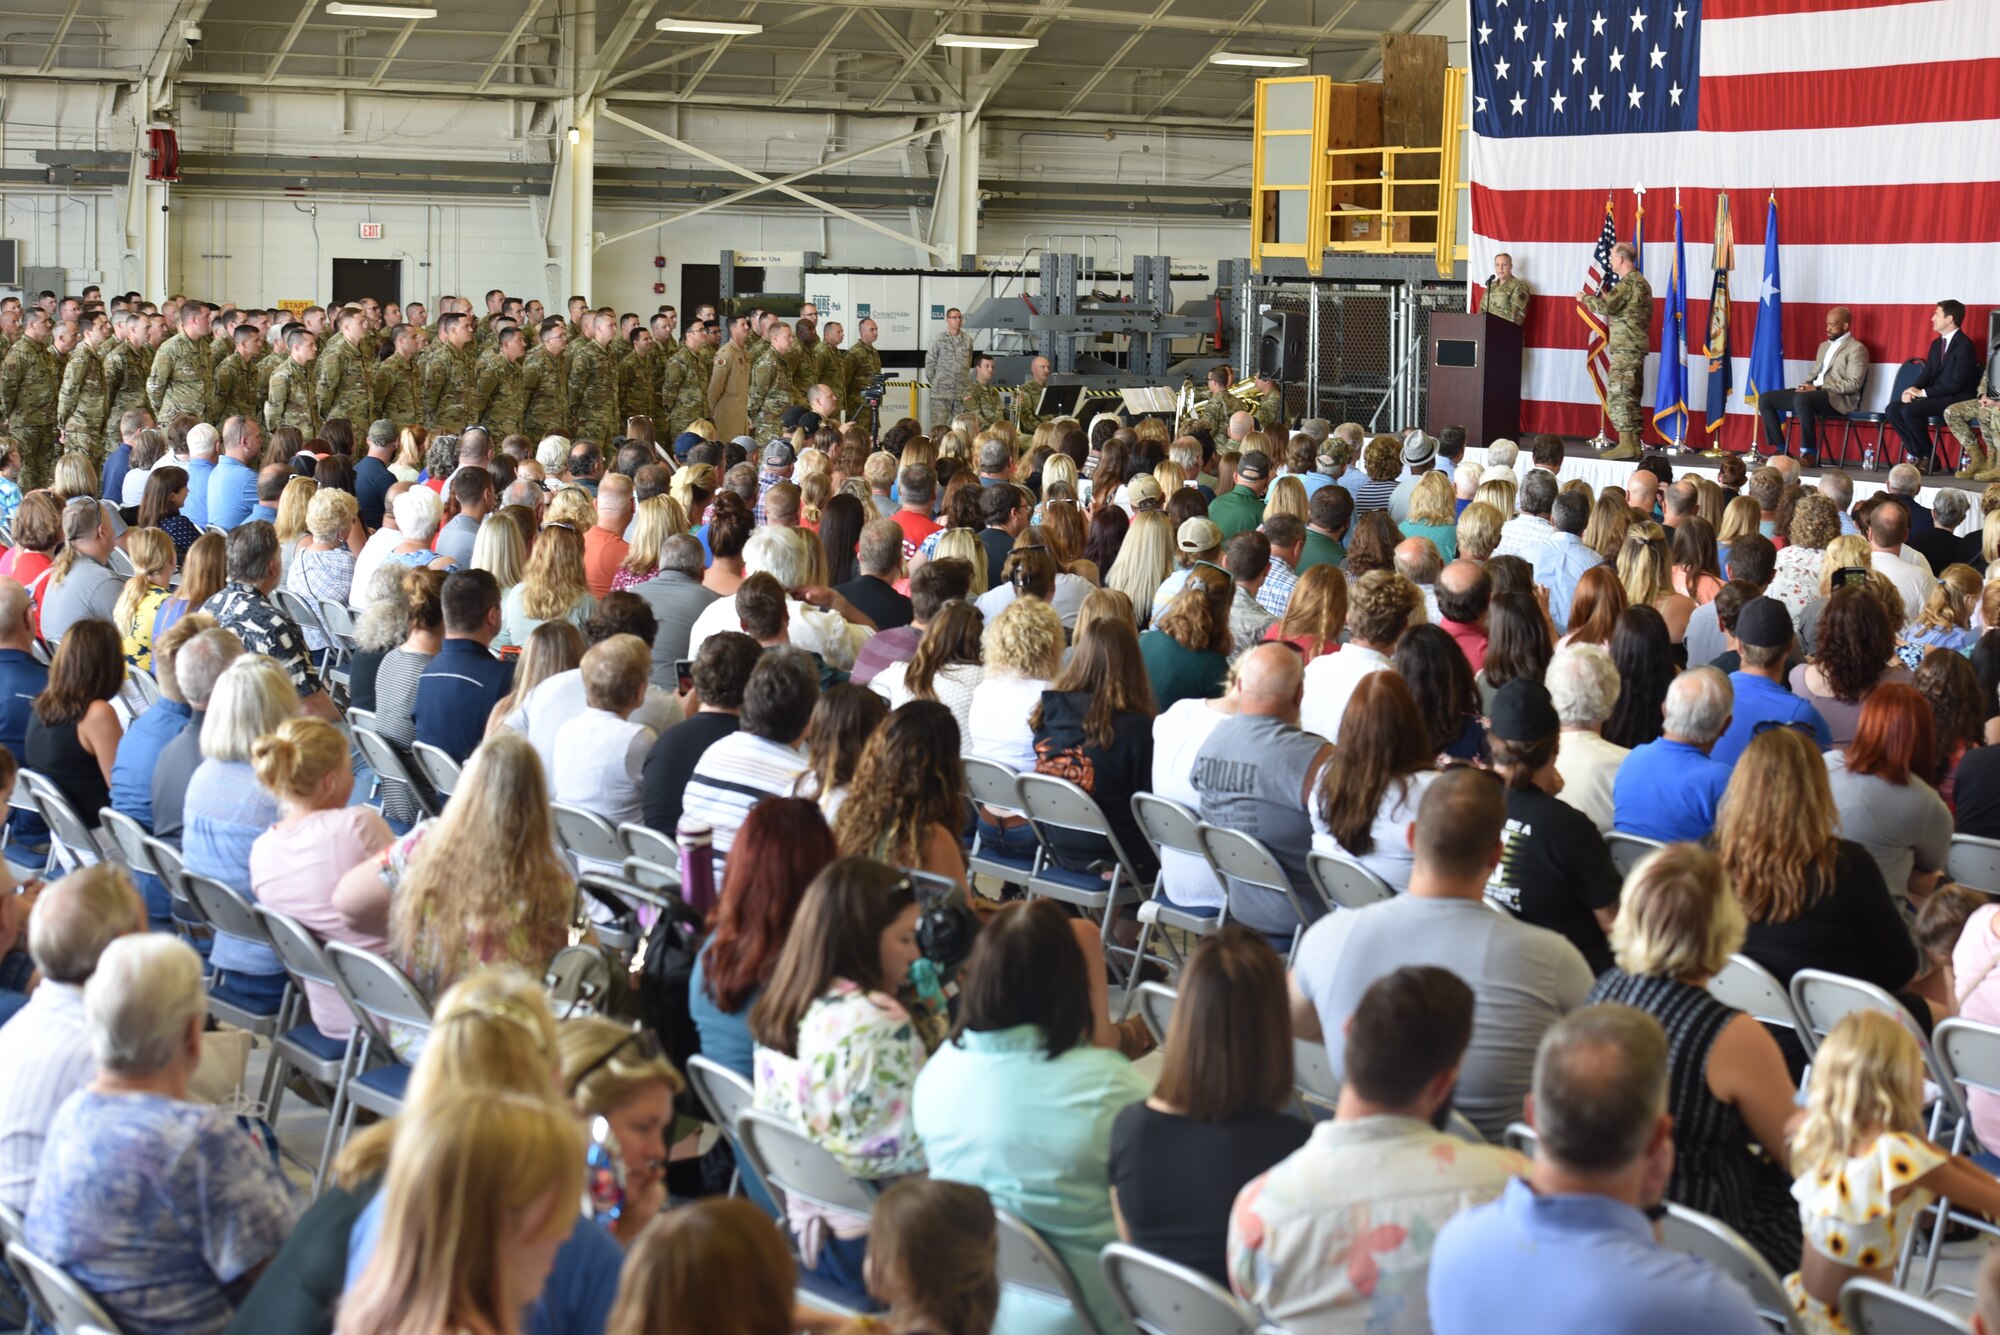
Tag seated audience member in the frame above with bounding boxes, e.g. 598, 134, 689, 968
627, 534, 718, 687
504, 593, 680, 772
687, 526, 873, 671
1231, 966, 1525, 1331
680, 647, 819, 869
1556, 565, 1626, 651
1149, 673, 1237, 913
1138, 560, 1233, 709
966, 595, 1063, 774
1600, 605, 1674, 749
1611, 666, 1735, 842
1722, 727, 1927, 1052
1308, 671, 1438, 893
1030, 594, 1158, 881
872, 600, 983, 736
372, 566, 448, 827
550, 634, 657, 833
1687, 535, 1776, 665
690, 799, 838, 1081
1262, 560, 1345, 661
1784, 1011, 2000, 1331
840, 1178, 1001, 1335
639, 631, 759, 837
24, 935, 296, 1334
205, 520, 336, 719
37, 497, 123, 643
836, 517, 914, 632
0, 865, 146, 1214
605, 1198, 804, 1335
800, 686, 888, 822
147, 627, 244, 845
25, 618, 126, 830
1395, 621, 1485, 761
107, 615, 210, 865
499, 523, 597, 648
558, 1014, 682, 1245
1546, 644, 1628, 834
1791, 584, 1910, 748
914, 899, 1150, 1335
1825, 682, 1953, 902
1195, 644, 1333, 936
1485, 680, 1623, 975
286, 487, 360, 655
1588, 843, 1801, 1270
411, 569, 515, 764
851, 556, 972, 689
1109, 929, 1310, 1283
1435, 559, 1491, 670
1290, 769, 1594, 1140
834, 701, 972, 885
1300, 570, 1422, 743
338, 1090, 585, 1335
1532, 490, 1603, 633
248, 716, 390, 1042
1427, 1005, 1770, 1335
115, 527, 177, 672
1709, 596, 1830, 767
750, 858, 935, 1300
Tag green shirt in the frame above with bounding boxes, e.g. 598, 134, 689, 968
1397, 520, 1459, 562
1298, 530, 1346, 573
1137, 630, 1229, 711
1207, 484, 1267, 542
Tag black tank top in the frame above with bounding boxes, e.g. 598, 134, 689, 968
26, 711, 110, 825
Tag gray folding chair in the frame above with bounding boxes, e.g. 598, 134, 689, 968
123, 667, 161, 710
1444, 1110, 1487, 1145
1840, 1277, 1972, 1335
1101, 1243, 1261, 1335
316, 597, 359, 654
0, 1202, 31, 1331
273, 588, 334, 653
1306, 849, 1394, 911
351, 716, 440, 820
1605, 831, 1667, 879
1195, 823, 1318, 963
1125, 793, 1225, 1006
1134, 981, 1178, 1049
995, 1209, 1102, 1335
5, 1242, 122, 1335
92, 808, 145, 870
733, 1109, 880, 1217
254, 906, 356, 1195
410, 742, 461, 799
178, 873, 291, 1100
107, 546, 134, 578
1294, 1037, 1339, 1117
1706, 953, 1807, 1036
1911, 1018, 2000, 1295
322, 941, 432, 1152
552, 803, 626, 869
19, 772, 106, 872
1015, 773, 1146, 982
1504, 1122, 1538, 1156
1948, 834, 2000, 895
138, 835, 204, 946
1660, 1202, 1803, 1333
616, 821, 681, 892
683, 1056, 780, 1217
963, 756, 1038, 887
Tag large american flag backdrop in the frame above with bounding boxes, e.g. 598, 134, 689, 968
1468, 0, 1996, 451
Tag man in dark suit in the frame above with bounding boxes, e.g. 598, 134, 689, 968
1885, 299, 1979, 466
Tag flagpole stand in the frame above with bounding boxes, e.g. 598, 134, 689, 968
1590, 409, 1612, 453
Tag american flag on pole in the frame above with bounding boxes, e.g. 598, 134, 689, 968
1577, 196, 1621, 414
1468, 0, 1997, 452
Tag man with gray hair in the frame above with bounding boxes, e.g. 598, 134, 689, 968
1394, 536, 1444, 624
206, 521, 337, 719
1913, 485, 1975, 571
1494, 467, 1560, 559
500, 475, 547, 521
629, 533, 720, 686
1545, 644, 1628, 834
1485, 437, 1520, 472
0, 865, 147, 1211
1612, 666, 1734, 841
22, 933, 297, 1335
837, 517, 914, 632
1430, 1004, 1768, 1335
1879, 459, 1936, 537
183, 420, 220, 528
686, 526, 874, 669
1819, 467, 1860, 535
975, 435, 1014, 486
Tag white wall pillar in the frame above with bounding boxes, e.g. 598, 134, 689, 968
567, 107, 595, 303
951, 112, 980, 265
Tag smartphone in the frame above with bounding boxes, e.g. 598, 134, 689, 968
1832, 565, 1871, 590
673, 658, 694, 694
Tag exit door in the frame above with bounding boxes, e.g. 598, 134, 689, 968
332, 258, 402, 310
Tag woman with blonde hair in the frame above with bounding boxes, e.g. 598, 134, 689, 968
390, 425, 427, 483
1104, 509, 1175, 628
1909, 562, 1982, 652
471, 513, 527, 594
606, 1200, 799, 1335
113, 527, 176, 671
1474, 476, 1516, 519
288, 487, 362, 654
274, 475, 318, 574
1783, 1011, 2000, 1333
484, 619, 583, 735
932, 527, 988, 597
1456, 499, 1504, 563
500, 523, 596, 647
1037, 453, 1079, 520
560, 1016, 686, 1246
1262, 474, 1308, 525
799, 469, 831, 531
1582, 491, 1630, 561
669, 462, 717, 529
152, 529, 224, 642
1618, 521, 1696, 644
1398, 469, 1458, 560
1586, 843, 1801, 1269
544, 485, 598, 534
612, 495, 691, 593
1153, 458, 1186, 497
1262, 561, 1345, 660
1718, 493, 1763, 558
969, 595, 1064, 772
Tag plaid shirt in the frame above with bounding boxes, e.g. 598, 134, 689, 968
752, 467, 787, 525
1257, 553, 1299, 618
204, 580, 321, 698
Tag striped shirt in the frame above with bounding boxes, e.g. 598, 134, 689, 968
0, 982, 91, 1213
679, 732, 809, 868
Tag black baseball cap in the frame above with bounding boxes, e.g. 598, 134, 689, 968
1735, 597, 1795, 650
1487, 678, 1559, 741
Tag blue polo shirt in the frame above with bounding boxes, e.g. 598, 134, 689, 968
183, 457, 216, 528
1709, 671, 1831, 768
412, 638, 516, 763
1612, 737, 1734, 842
207, 456, 257, 530
353, 455, 394, 529
109, 698, 193, 830
1428, 1178, 1767, 1335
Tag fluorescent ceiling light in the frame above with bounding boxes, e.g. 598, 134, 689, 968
1209, 51, 1308, 68
935, 33, 1040, 50
654, 18, 764, 35
324, 2, 437, 17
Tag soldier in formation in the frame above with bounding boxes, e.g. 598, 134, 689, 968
469, 326, 529, 441
521, 318, 571, 442
746, 322, 799, 442
0, 310, 60, 486
264, 326, 321, 436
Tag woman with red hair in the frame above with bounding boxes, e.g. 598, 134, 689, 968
1824, 683, 1954, 907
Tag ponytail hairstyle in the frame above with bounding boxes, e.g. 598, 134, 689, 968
250, 715, 352, 808
1154, 561, 1234, 656
113, 527, 176, 629
1918, 562, 1982, 633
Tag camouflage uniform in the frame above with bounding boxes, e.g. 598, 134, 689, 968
1482, 275, 1531, 325
422, 343, 479, 436
521, 347, 570, 442
1016, 378, 1054, 434
1194, 390, 1239, 443
745, 343, 796, 442
209, 331, 234, 372
0, 336, 60, 485
56, 340, 109, 453
1579, 269, 1654, 457
146, 330, 215, 424
213, 351, 266, 428
816, 344, 853, 417
372, 354, 421, 428
100, 340, 152, 434
264, 358, 320, 436
619, 349, 658, 427
1252, 388, 1285, 432
923, 329, 972, 424
845, 342, 883, 436
659, 346, 706, 438
783, 340, 814, 406
963, 381, 1005, 429
314, 334, 374, 428
1943, 343, 2000, 482
567, 340, 619, 445
468, 352, 527, 442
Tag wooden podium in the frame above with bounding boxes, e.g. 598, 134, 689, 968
1427, 311, 1521, 444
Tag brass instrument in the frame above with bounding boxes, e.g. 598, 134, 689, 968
1177, 374, 1257, 421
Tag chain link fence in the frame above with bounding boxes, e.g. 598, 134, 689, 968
1242, 276, 1471, 433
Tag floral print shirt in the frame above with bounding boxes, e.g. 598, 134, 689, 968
752, 978, 932, 1181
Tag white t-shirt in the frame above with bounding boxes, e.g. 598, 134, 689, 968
1151, 696, 1232, 910
1308, 768, 1437, 894
964, 675, 1049, 772
1299, 644, 1391, 744
1552, 729, 1629, 834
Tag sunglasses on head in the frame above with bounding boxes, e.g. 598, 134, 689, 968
566, 1024, 665, 1094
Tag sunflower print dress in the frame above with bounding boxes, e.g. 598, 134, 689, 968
1784, 1130, 1949, 1333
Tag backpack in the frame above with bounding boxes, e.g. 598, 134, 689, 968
634, 886, 709, 1077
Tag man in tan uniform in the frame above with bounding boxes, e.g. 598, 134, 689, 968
707, 314, 753, 441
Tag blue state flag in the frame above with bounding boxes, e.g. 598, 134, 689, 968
1745, 194, 1785, 409
1652, 199, 1689, 444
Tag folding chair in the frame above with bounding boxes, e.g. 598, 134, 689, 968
1605, 831, 1666, 879
316, 597, 359, 654
1789, 969, 1946, 1073
348, 717, 440, 820
683, 1056, 781, 1218
995, 1209, 1102, 1335
272, 587, 333, 649
0, 1202, 32, 1332
107, 546, 134, 578
253, 906, 356, 1195
1294, 1038, 1339, 1117
1306, 849, 1394, 911
1840, 1277, 1972, 1335
1015, 773, 1146, 983
4, 1242, 122, 1335
1126, 793, 1225, 1004
616, 821, 681, 893
1911, 1018, 2000, 1295
93, 808, 144, 869
553, 803, 625, 868
1133, 981, 1178, 1049
123, 667, 160, 710
1706, 953, 1807, 1036
733, 1109, 880, 1218
1503, 1122, 1538, 1156
1947, 834, 2000, 895
1194, 824, 1318, 964
137, 836, 205, 948
322, 941, 432, 1153
178, 874, 291, 1098
1659, 1203, 1803, 1334
1445, 1111, 1487, 1145
964, 756, 1038, 887
572, 871, 670, 964
18, 772, 106, 872
1100, 1243, 1261, 1335
410, 743, 461, 800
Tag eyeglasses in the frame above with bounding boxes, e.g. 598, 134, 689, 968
566, 1024, 665, 1094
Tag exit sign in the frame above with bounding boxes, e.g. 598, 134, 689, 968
358, 222, 383, 240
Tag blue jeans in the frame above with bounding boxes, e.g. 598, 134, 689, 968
973, 816, 1039, 864
212, 967, 288, 1009
796, 1230, 880, 1310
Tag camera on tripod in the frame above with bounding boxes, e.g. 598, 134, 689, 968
858, 372, 889, 408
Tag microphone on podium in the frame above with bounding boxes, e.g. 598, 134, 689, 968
1485, 273, 1496, 287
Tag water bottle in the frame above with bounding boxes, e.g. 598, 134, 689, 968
677, 820, 715, 916
1863, 443, 1877, 472
584, 1115, 627, 1227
